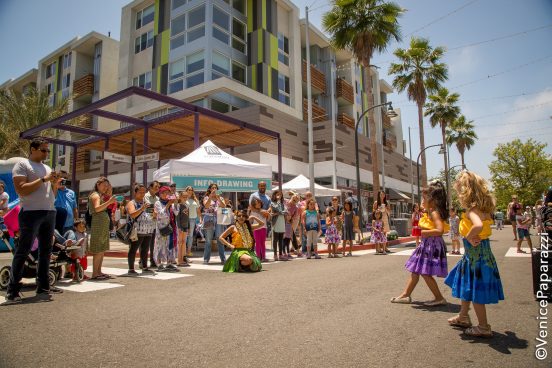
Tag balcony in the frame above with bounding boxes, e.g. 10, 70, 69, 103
336, 78, 354, 105
302, 60, 327, 95
337, 112, 355, 129
73, 74, 94, 100
303, 98, 327, 123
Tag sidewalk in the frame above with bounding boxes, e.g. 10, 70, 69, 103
104, 235, 416, 258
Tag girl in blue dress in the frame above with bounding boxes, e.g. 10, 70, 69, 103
445, 171, 504, 338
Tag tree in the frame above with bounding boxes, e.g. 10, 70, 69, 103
424, 87, 460, 206
489, 139, 552, 210
389, 37, 448, 188
446, 115, 477, 167
0, 87, 68, 159
323, 0, 403, 198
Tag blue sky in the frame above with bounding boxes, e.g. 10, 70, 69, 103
1, 0, 551, 183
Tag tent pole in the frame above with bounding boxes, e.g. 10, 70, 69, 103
103, 139, 109, 177
194, 113, 200, 148
130, 138, 136, 199
143, 126, 148, 185
277, 136, 283, 188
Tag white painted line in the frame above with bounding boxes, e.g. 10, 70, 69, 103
56, 281, 123, 293
187, 263, 223, 271
140, 272, 193, 280
97, 267, 130, 276
390, 249, 415, 256
505, 247, 532, 258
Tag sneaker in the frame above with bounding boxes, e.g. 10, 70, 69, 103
138, 260, 143, 270
314, 254, 321, 259
157, 265, 166, 272
307, 255, 312, 259
141, 268, 155, 275
166, 264, 179, 272
150, 261, 158, 268
187, 251, 193, 257
203, 260, 209, 265
122, 270, 139, 277
2, 292, 22, 305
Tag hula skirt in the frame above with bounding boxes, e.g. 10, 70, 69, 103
445, 238, 504, 304
222, 248, 262, 273
405, 236, 448, 277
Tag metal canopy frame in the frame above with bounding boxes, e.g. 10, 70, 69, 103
20, 86, 283, 192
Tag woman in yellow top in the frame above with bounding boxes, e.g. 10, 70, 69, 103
219, 210, 264, 272
391, 181, 449, 306
445, 171, 504, 338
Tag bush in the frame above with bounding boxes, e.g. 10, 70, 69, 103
387, 230, 398, 241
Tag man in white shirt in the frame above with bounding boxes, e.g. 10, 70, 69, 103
143, 180, 160, 268
5, 138, 63, 304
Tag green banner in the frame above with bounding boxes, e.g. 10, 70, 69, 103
173, 176, 272, 192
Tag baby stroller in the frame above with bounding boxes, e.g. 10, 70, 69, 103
0, 206, 85, 290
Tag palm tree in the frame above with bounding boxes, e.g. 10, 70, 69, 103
446, 115, 477, 168
388, 37, 447, 188
323, 0, 403, 198
0, 87, 68, 158
424, 87, 460, 206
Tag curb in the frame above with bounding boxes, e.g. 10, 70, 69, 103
103, 236, 416, 258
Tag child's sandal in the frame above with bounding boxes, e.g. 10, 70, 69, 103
464, 324, 492, 338
447, 314, 472, 328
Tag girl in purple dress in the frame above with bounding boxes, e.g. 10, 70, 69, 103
390, 180, 449, 306
325, 207, 341, 258
371, 210, 388, 254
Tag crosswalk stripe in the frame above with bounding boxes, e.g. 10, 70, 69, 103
100, 267, 193, 279
56, 280, 124, 293
504, 247, 532, 257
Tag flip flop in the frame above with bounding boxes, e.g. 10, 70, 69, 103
100, 274, 115, 279
90, 275, 109, 281
390, 296, 411, 304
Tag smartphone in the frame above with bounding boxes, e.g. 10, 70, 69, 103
216, 190, 222, 196
116, 195, 125, 203
168, 195, 176, 201
146, 207, 155, 213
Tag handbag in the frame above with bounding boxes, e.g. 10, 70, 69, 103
159, 223, 173, 237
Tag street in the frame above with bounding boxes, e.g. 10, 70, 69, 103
0, 226, 547, 368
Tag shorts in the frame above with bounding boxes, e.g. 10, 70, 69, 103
509, 214, 516, 222
517, 228, 530, 239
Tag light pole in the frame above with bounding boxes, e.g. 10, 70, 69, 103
355, 101, 396, 230
408, 126, 414, 206
416, 144, 445, 204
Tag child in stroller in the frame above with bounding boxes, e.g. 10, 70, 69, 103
0, 206, 85, 290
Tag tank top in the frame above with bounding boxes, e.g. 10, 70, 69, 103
459, 213, 492, 239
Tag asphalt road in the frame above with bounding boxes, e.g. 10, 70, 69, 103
0, 226, 548, 368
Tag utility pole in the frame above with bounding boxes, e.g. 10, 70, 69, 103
305, 6, 315, 194
409, 126, 414, 206
330, 57, 337, 189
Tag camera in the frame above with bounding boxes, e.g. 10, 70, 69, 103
61, 179, 71, 187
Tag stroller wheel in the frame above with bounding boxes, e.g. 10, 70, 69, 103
48, 269, 58, 288
0, 266, 11, 290
75, 263, 84, 283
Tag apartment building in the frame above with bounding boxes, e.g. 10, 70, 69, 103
115, 0, 414, 206
1, 32, 120, 174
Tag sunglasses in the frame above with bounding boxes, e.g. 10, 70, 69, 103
38, 148, 50, 153
237, 215, 247, 218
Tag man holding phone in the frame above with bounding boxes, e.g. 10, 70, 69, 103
5, 138, 63, 304
54, 170, 78, 235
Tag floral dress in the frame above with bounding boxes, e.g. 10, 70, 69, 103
449, 215, 460, 240
370, 220, 387, 244
325, 216, 341, 244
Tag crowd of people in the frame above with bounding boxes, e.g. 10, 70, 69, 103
4, 137, 552, 339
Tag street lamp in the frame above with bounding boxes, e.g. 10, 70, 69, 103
355, 101, 396, 231
416, 144, 445, 204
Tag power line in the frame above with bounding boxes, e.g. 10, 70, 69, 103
476, 118, 551, 128
477, 127, 552, 141
450, 54, 552, 90
406, 0, 480, 37
471, 100, 552, 120
448, 24, 552, 51
392, 90, 551, 107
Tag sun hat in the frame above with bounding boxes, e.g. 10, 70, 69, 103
159, 186, 171, 193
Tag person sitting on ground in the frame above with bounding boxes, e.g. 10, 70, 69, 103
219, 210, 264, 273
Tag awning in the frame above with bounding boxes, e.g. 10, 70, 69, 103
388, 188, 411, 201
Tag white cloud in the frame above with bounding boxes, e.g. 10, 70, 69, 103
447, 47, 478, 77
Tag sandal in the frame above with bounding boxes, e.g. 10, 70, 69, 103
464, 324, 493, 338
100, 274, 115, 279
448, 314, 472, 328
390, 296, 411, 304
517, 249, 526, 253
90, 275, 109, 281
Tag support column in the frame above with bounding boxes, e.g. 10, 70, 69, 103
130, 138, 136, 199
143, 126, 149, 185
103, 139, 109, 177
194, 113, 200, 148
277, 136, 283, 187
71, 146, 79, 196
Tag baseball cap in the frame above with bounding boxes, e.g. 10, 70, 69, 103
159, 186, 171, 193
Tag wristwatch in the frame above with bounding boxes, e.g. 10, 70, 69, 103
41, 177, 46, 183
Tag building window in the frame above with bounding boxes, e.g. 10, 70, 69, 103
187, 5, 206, 43
169, 51, 204, 93
62, 73, 71, 89
46, 62, 56, 79
278, 74, 290, 105
46, 82, 54, 95
170, 13, 186, 50
232, 61, 246, 84
135, 30, 154, 53
211, 99, 230, 113
62, 52, 72, 70
278, 33, 289, 66
212, 52, 230, 79
136, 4, 154, 29
213, 6, 230, 44
172, 0, 186, 10
233, 0, 245, 14
232, 18, 246, 53
133, 71, 152, 90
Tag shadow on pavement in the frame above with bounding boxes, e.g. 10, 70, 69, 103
460, 330, 528, 355
410, 301, 461, 313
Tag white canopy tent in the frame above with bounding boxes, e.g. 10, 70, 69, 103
152, 140, 272, 192
271, 174, 342, 197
